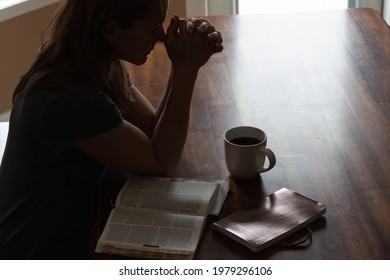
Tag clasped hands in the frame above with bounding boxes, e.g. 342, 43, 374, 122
185, 16, 223, 53
165, 15, 223, 68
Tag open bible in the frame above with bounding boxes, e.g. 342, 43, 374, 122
95, 176, 229, 259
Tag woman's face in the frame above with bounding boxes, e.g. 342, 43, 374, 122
108, 0, 168, 65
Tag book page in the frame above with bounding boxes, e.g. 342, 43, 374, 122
208, 178, 229, 216
115, 176, 220, 216
97, 208, 205, 253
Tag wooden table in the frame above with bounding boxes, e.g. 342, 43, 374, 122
92, 8, 389, 259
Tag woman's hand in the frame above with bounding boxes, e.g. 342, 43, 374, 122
186, 17, 223, 53
165, 15, 223, 70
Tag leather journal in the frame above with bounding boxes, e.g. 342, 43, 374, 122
213, 188, 326, 253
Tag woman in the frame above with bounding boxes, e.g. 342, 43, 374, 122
0, 0, 222, 259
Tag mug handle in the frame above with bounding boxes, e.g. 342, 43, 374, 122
257, 147, 276, 173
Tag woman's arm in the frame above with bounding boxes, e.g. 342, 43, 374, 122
121, 16, 222, 138
74, 17, 222, 176
121, 66, 173, 139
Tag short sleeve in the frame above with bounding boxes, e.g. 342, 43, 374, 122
41, 87, 123, 154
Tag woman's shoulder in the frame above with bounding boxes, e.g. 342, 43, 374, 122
29, 85, 105, 98
25, 85, 114, 107
16, 85, 120, 122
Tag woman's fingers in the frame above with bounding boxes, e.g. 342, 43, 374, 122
184, 17, 223, 52
197, 21, 215, 34
165, 16, 178, 46
186, 17, 215, 35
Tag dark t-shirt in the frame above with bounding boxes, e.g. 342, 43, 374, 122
0, 86, 123, 259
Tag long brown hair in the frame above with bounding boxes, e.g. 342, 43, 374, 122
13, 0, 158, 112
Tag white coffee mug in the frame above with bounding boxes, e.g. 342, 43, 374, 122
224, 126, 276, 180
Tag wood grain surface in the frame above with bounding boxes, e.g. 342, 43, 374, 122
98, 8, 390, 259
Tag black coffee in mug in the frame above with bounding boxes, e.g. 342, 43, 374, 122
224, 126, 276, 179
230, 137, 261, 146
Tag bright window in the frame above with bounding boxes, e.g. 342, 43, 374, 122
239, 0, 348, 14
0, 0, 28, 10
0, 0, 59, 22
